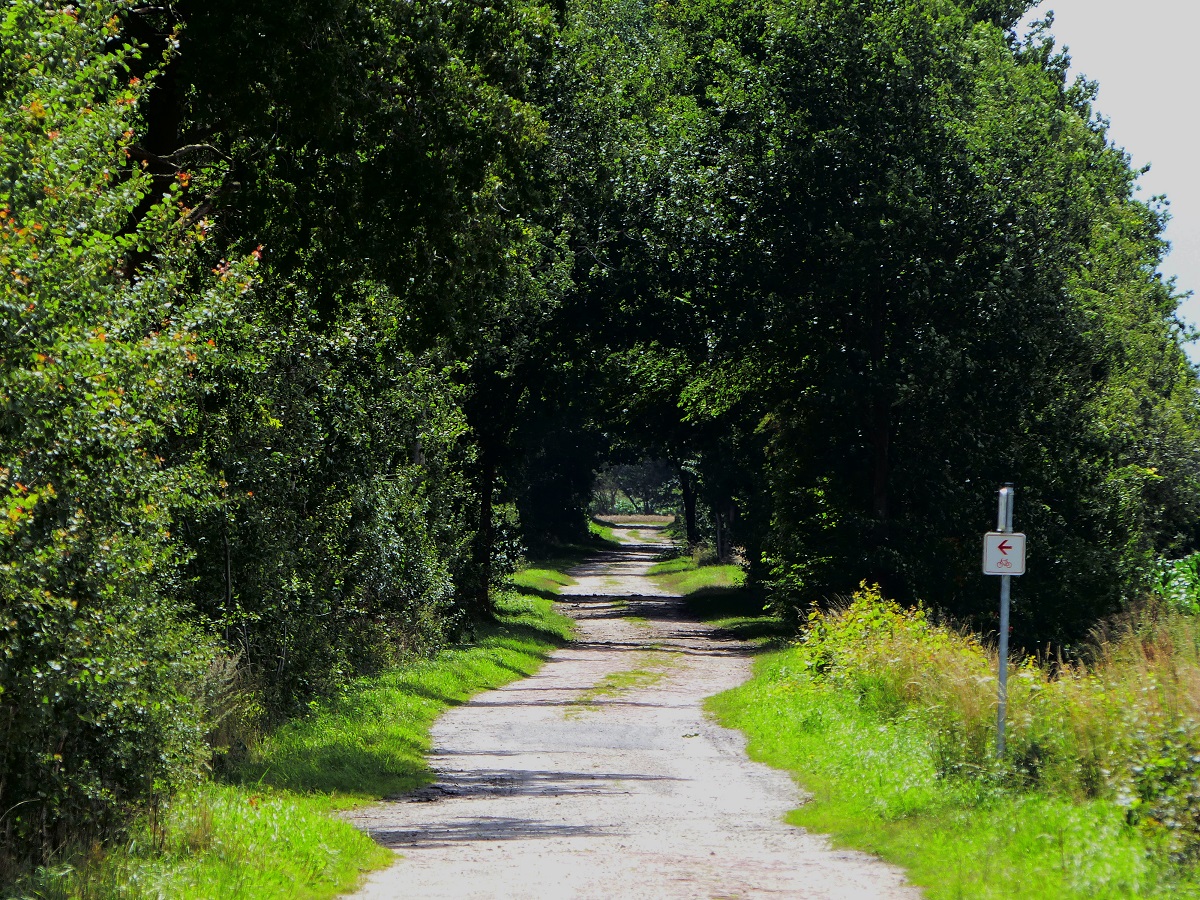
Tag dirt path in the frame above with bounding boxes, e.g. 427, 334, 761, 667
345, 532, 921, 899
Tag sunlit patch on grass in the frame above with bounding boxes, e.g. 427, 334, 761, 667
647, 555, 746, 596
509, 567, 577, 599
588, 518, 621, 544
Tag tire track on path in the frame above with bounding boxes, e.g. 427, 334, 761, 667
345, 533, 921, 899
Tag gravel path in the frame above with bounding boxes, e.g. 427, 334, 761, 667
345, 531, 921, 899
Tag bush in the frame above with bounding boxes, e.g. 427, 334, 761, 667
180, 340, 476, 715
1155, 552, 1200, 615
0, 1, 247, 872
794, 586, 1200, 857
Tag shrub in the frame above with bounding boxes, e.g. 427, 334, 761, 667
794, 586, 1200, 855
0, 1, 247, 872
1155, 552, 1200, 615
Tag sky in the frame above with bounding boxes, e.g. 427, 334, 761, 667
1018, 1, 1200, 353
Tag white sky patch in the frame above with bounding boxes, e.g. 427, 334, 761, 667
1019, 1, 1200, 357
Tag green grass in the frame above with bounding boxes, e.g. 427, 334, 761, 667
647, 555, 745, 595
13, 571, 576, 900
236, 592, 573, 803
10, 785, 391, 900
648, 555, 750, 604
155, 786, 391, 899
527, 528, 622, 574
684, 586, 788, 644
588, 517, 621, 544
509, 566, 577, 600
648, 555, 787, 644
708, 620, 1200, 899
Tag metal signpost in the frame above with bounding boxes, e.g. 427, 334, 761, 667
983, 484, 1025, 756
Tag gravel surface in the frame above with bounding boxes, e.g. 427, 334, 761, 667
345, 532, 921, 899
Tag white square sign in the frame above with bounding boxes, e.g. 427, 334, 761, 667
982, 532, 1026, 575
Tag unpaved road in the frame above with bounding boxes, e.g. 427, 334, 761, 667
346, 530, 920, 899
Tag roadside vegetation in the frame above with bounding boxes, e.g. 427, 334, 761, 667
6, 569, 575, 899
648, 553, 746, 597
710, 585, 1200, 898
9, 787, 391, 900
586, 518, 622, 546
231, 590, 574, 803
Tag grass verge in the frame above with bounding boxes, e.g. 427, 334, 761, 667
7, 785, 390, 900
236, 590, 573, 802
12, 571, 576, 900
647, 556, 745, 593
707, 586, 1200, 899
647, 555, 790, 645
588, 517, 621, 545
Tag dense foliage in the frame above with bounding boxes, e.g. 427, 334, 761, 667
2, 0, 1198, 877
549, 0, 1200, 642
0, 0, 248, 865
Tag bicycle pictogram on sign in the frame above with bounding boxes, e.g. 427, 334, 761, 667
982, 532, 1026, 576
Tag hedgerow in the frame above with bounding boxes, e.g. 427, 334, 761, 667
0, 0, 252, 869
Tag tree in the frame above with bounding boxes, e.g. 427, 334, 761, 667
551, 0, 1200, 640
0, 1, 250, 867
129, 0, 571, 700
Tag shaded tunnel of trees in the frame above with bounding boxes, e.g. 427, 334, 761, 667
3, 0, 1200, 870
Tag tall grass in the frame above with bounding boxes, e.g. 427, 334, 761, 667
802, 587, 1200, 847
711, 584, 1200, 897
5, 786, 390, 900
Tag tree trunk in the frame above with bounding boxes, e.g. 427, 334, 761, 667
680, 469, 699, 547
726, 499, 737, 563
869, 290, 890, 544
872, 393, 890, 532
223, 523, 234, 645
715, 499, 737, 563
473, 455, 497, 617
714, 500, 725, 563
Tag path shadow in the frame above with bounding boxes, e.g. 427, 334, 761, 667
368, 817, 615, 848
410, 767, 682, 801
555, 591, 779, 656
439, 696, 686, 710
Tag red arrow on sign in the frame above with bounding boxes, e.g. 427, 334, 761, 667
997, 540, 1012, 555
